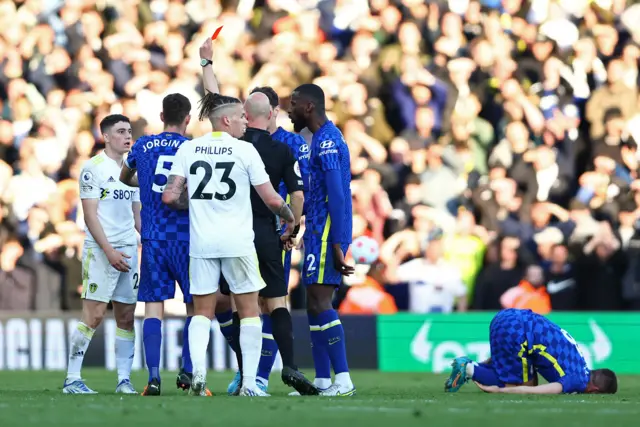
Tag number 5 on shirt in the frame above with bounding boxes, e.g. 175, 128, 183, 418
152, 155, 175, 193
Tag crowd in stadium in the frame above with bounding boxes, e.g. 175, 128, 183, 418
2, 0, 640, 314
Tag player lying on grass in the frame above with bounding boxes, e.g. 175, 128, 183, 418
445, 308, 617, 394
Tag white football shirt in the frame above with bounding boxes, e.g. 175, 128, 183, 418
171, 131, 270, 258
396, 258, 467, 314
79, 151, 139, 247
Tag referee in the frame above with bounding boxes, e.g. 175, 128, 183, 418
230, 91, 317, 396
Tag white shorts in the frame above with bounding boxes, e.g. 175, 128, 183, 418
189, 255, 266, 296
81, 245, 139, 304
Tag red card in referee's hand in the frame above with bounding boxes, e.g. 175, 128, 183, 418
211, 26, 223, 40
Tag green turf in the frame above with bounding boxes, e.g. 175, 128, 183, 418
0, 370, 639, 427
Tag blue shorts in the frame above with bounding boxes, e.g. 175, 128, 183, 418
489, 309, 535, 385
138, 239, 191, 303
302, 237, 349, 286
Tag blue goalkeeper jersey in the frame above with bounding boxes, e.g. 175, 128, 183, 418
305, 121, 352, 244
125, 132, 190, 241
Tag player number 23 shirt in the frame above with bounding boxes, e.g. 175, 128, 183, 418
79, 151, 139, 248
171, 132, 270, 258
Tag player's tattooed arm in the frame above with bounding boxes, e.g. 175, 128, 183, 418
276, 199, 295, 223
162, 175, 189, 210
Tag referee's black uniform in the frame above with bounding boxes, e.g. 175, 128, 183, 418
241, 127, 301, 298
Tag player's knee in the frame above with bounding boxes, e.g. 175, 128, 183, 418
264, 296, 286, 313
215, 292, 231, 313
113, 303, 136, 331
145, 302, 164, 320
82, 300, 107, 329
306, 286, 333, 315
233, 293, 260, 318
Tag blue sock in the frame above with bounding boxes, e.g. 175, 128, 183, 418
182, 316, 193, 374
257, 314, 278, 382
316, 309, 349, 374
307, 312, 332, 381
472, 362, 504, 387
216, 310, 237, 353
143, 318, 162, 382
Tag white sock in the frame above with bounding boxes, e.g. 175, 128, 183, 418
466, 362, 477, 377
335, 372, 353, 388
189, 315, 211, 378
257, 376, 269, 387
66, 322, 95, 381
115, 328, 135, 383
314, 378, 332, 390
240, 317, 262, 390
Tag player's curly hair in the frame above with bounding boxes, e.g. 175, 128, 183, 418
198, 92, 241, 122
250, 86, 279, 108
162, 93, 191, 126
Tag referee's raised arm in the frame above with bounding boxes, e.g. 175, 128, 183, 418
199, 38, 219, 94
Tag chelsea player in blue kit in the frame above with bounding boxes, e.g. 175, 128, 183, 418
288, 83, 356, 396
120, 94, 207, 396
445, 309, 618, 395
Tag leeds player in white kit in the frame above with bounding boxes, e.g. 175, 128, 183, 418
63, 115, 141, 395
162, 93, 295, 397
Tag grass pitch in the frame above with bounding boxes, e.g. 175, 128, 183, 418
0, 370, 638, 427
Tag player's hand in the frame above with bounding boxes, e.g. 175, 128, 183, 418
296, 236, 304, 250
332, 243, 355, 276
200, 38, 213, 60
474, 381, 500, 393
107, 248, 131, 272
280, 218, 295, 243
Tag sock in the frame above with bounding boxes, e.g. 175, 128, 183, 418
270, 308, 294, 369
470, 362, 503, 386
188, 315, 211, 377
232, 312, 243, 375
216, 310, 235, 349
317, 309, 351, 387
257, 314, 278, 385
66, 322, 95, 381
143, 318, 162, 382
182, 316, 193, 373
239, 317, 262, 390
115, 328, 135, 383
307, 312, 331, 385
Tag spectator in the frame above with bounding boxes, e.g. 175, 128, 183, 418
385, 232, 468, 314
500, 264, 551, 315
544, 244, 578, 311
0, 236, 35, 311
2, 0, 640, 312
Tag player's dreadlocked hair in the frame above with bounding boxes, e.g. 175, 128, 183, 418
250, 86, 279, 108
198, 92, 241, 122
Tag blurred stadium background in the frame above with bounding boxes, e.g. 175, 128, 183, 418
2, 0, 640, 374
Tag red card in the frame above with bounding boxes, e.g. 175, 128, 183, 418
211, 26, 223, 40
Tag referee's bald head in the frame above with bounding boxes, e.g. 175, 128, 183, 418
245, 92, 272, 121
